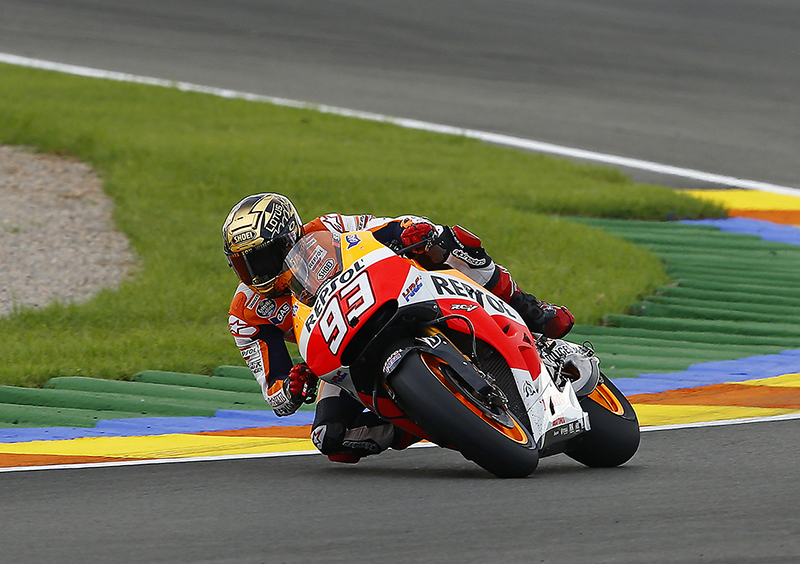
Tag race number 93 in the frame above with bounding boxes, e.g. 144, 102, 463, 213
319, 271, 376, 355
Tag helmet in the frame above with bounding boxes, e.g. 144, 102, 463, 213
222, 193, 303, 296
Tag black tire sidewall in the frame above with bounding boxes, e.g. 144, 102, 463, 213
566, 377, 640, 468
389, 349, 539, 478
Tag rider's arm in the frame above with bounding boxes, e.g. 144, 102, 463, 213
372, 218, 496, 282
228, 285, 304, 416
303, 213, 377, 234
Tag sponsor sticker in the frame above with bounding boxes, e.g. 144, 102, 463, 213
402, 276, 423, 302
241, 344, 260, 358
451, 303, 478, 312
269, 302, 292, 325
345, 234, 361, 249
383, 349, 405, 374
232, 231, 255, 244
523, 380, 536, 398
255, 297, 278, 318
451, 248, 488, 267
228, 315, 257, 337
331, 369, 349, 384
418, 334, 443, 349
317, 258, 336, 281
311, 426, 326, 450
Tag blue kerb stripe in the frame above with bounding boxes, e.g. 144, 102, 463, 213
681, 217, 800, 245
614, 349, 800, 396
0, 410, 316, 444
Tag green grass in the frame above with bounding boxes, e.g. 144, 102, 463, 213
0, 63, 724, 387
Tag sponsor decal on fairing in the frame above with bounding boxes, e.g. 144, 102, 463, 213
401, 276, 423, 302
317, 258, 336, 281
383, 349, 405, 374
428, 273, 521, 320
417, 334, 443, 349
345, 234, 361, 249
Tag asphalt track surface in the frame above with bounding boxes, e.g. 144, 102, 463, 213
1, 1, 800, 562
1, 0, 800, 189
0, 421, 798, 564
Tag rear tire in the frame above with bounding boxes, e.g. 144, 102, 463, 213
389, 350, 539, 478
566, 375, 640, 467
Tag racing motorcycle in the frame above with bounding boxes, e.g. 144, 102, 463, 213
285, 229, 640, 478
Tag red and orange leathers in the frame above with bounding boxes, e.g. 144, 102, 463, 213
228, 213, 522, 416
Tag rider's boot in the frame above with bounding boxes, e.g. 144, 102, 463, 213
486, 265, 573, 338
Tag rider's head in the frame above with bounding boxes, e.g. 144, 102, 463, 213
222, 193, 303, 296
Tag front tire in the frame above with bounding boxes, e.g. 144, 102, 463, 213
566, 375, 640, 467
389, 350, 539, 478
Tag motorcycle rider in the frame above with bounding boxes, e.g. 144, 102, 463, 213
223, 193, 575, 463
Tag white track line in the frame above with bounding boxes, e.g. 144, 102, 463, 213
2, 52, 799, 197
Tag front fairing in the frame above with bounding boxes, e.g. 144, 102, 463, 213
288, 231, 412, 378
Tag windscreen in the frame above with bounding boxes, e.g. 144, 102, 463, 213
284, 231, 343, 305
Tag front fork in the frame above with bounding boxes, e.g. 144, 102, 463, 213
513, 360, 591, 452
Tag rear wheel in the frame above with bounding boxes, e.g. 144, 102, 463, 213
389, 349, 539, 478
566, 375, 640, 467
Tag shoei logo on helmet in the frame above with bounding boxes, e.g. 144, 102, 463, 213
232, 231, 255, 244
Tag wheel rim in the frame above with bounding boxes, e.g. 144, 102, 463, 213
587, 382, 625, 415
420, 352, 531, 444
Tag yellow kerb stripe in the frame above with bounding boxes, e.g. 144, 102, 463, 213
685, 189, 800, 211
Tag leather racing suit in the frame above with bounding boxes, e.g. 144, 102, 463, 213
227, 213, 572, 462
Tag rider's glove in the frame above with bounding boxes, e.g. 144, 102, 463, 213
286, 362, 319, 404
400, 221, 437, 254
542, 303, 575, 339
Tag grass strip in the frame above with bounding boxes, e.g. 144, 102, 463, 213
588, 343, 773, 361
0, 385, 222, 417
645, 296, 800, 317
571, 324, 800, 348
46, 377, 265, 407
568, 332, 784, 355
0, 403, 144, 428
132, 371, 262, 394
628, 302, 800, 324
654, 254, 800, 271
597, 355, 714, 371
654, 286, 800, 308
0, 63, 725, 387
602, 233, 796, 252
604, 315, 800, 339
666, 266, 800, 283
213, 366, 257, 380
675, 279, 800, 299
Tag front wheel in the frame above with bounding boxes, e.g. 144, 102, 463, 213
389, 349, 539, 478
566, 375, 640, 467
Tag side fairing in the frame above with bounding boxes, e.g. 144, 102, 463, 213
295, 245, 411, 377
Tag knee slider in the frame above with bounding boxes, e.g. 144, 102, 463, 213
311, 421, 346, 455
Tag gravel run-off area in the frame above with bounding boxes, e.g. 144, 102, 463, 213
0, 145, 135, 316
